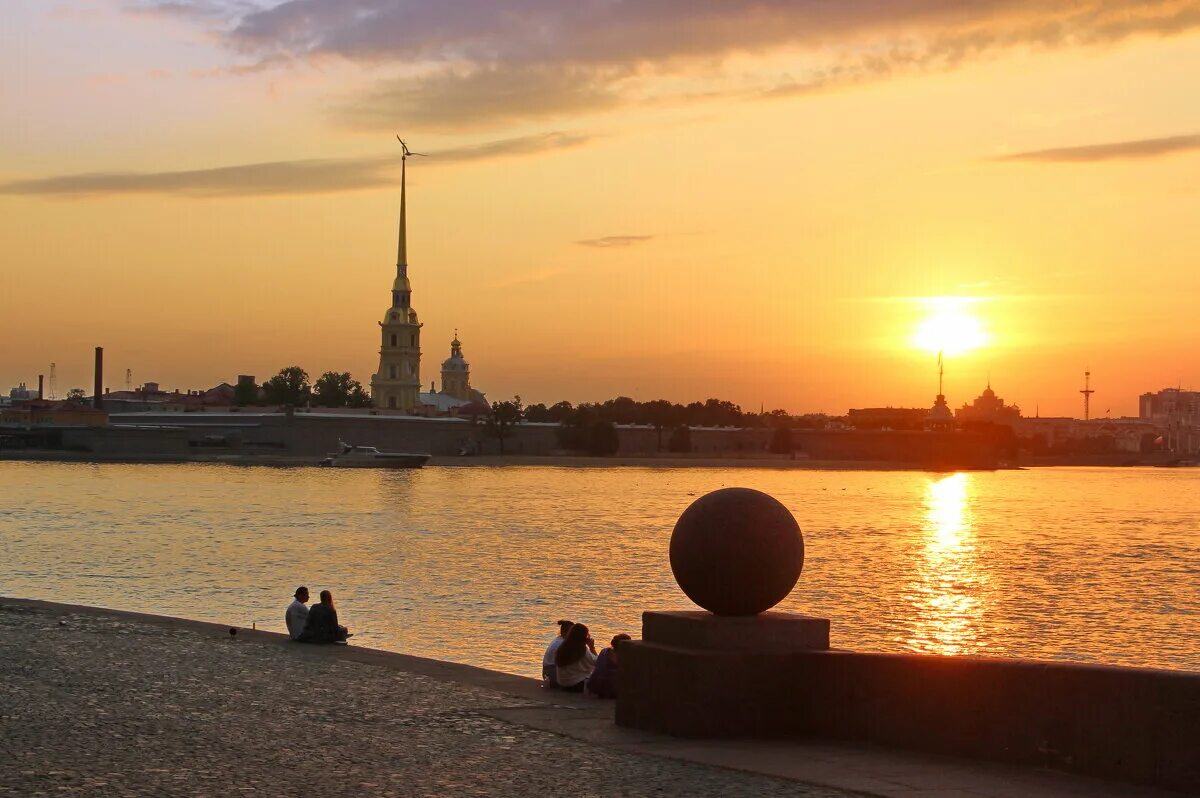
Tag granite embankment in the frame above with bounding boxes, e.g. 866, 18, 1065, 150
0, 600, 1185, 798
0, 600, 848, 798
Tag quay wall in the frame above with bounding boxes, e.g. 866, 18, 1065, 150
15, 411, 1005, 467
617, 644, 1200, 793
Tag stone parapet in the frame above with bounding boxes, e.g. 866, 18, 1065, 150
617, 630, 1200, 794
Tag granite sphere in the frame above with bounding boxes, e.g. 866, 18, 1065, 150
669, 487, 804, 616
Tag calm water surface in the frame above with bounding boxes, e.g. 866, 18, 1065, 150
1, 462, 1198, 675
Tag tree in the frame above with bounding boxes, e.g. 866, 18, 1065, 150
643, 399, 677, 452
64, 388, 87, 403
587, 420, 620, 456
486, 395, 523, 454
262, 366, 311, 406
667, 424, 692, 453
313, 371, 367, 408
523, 402, 551, 422
546, 401, 575, 423
347, 384, 372, 408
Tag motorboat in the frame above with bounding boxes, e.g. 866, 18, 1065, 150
318, 442, 431, 469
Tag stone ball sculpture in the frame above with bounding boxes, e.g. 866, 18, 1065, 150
669, 487, 804, 616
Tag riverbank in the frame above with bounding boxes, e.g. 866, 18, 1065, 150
0, 598, 1183, 798
0, 449, 1010, 470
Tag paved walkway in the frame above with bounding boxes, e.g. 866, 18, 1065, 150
0, 600, 1185, 798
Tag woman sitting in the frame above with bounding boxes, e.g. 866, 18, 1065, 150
299, 590, 351, 644
585, 633, 631, 698
553, 623, 597, 692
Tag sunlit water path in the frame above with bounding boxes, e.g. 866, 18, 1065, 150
2, 462, 1197, 675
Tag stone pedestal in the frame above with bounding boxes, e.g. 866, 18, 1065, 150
642, 610, 830, 652
616, 610, 831, 738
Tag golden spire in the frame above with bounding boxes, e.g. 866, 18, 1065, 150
395, 136, 425, 277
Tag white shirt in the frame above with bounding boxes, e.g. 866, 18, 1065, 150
556, 648, 598, 687
286, 599, 309, 640
542, 635, 565, 666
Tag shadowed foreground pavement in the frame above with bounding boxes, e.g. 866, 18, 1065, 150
0, 602, 851, 798
1, 600, 1187, 798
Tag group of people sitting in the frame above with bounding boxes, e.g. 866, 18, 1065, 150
286, 586, 353, 644
541, 619, 631, 698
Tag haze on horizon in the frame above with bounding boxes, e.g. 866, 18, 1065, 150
2, 0, 1198, 417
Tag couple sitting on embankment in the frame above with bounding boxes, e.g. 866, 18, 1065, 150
286, 586, 352, 644
542, 618, 631, 698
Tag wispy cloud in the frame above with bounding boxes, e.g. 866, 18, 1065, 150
183, 0, 1200, 130
0, 132, 590, 198
576, 235, 654, 249
342, 67, 626, 132
994, 133, 1200, 163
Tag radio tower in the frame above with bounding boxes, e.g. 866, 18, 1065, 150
125, 368, 133, 391
48, 362, 58, 400
1080, 370, 1095, 421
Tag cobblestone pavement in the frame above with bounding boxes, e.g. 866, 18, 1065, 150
0, 604, 854, 797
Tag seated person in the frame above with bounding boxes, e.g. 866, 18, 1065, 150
286, 586, 309, 641
585, 633, 631, 699
299, 590, 351, 644
541, 619, 573, 686
554, 623, 597, 692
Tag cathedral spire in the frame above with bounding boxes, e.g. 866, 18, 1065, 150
395, 137, 425, 277
397, 153, 407, 275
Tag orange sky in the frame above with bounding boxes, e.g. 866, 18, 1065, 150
2, 1, 1199, 416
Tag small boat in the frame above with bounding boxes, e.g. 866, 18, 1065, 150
319, 442, 430, 469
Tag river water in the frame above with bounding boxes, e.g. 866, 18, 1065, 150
1, 462, 1197, 675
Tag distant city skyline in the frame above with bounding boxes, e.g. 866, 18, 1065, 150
2, 1, 1199, 416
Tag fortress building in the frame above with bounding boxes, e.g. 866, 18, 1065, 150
417, 332, 488, 414
956, 382, 1021, 426
371, 149, 423, 410
439, 333, 471, 400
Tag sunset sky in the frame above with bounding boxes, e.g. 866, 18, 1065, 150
3, 1, 1199, 416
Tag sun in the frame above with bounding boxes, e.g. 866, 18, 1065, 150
912, 297, 989, 356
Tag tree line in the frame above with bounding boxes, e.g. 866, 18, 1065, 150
248, 368, 822, 456
239, 366, 371, 408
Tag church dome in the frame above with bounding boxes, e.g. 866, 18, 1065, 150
441, 333, 469, 371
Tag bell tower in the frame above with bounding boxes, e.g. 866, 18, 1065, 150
371, 139, 423, 410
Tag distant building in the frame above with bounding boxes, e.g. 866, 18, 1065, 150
846, 407, 927, 430
97, 381, 240, 413
925, 394, 955, 432
8, 383, 35, 401
956, 382, 1021, 426
369, 153, 489, 414
1, 400, 108, 428
371, 153, 423, 411
1139, 388, 1200, 454
1140, 388, 1200, 422
417, 333, 488, 415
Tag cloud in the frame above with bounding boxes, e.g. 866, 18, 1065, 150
190, 0, 1200, 130
994, 133, 1200, 163
0, 131, 591, 198
224, 1, 1200, 67
576, 235, 654, 249
341, 66, 626, 132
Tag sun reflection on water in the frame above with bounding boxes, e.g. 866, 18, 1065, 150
906, 473, 987, 656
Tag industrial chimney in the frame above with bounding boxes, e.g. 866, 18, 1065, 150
94, 347, 104, 410
38, 374, 44, 400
